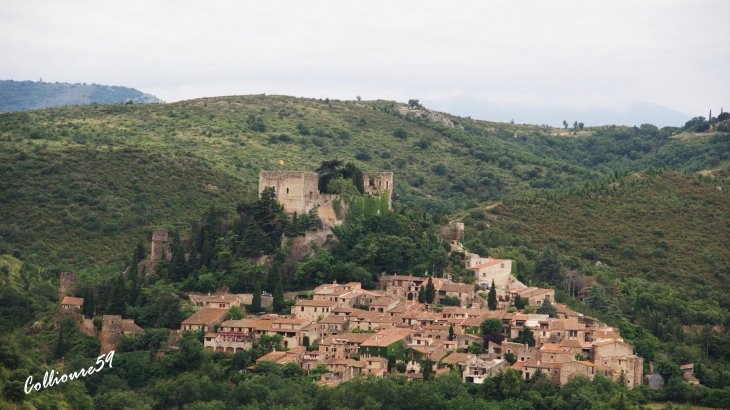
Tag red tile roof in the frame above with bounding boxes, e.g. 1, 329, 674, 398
61, 296, 84, 306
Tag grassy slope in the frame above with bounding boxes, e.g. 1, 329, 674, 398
486, 171, 730, 300
0, 148, 246, 267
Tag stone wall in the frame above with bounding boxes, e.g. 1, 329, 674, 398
362, 172, 394, 206
59, 272, 78, 302
151, 229, 172, 261
283, 227, 335, 261
100, 315, 123, 355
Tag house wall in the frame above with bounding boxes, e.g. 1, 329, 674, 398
559, 362, 594, 385
292, 304, 334, 322
472, 260, 516, 289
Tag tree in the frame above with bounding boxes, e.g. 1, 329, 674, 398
422, 358, 433, 381
448, 324, 454, 341
579, 122, 585, 130
536, 245, 562, 286
408, 99, 421, 108
488, 279, 497, 310
394, 128, 408, 139
563, 120, 569, 129
272, 275, 285, 313
106, 274, 127, 315
468, 341, 483, 354
513, 326, 535, 347
425, 277, 435, 304
356, 96, 361, 101
503, 353, 517, 365
501, 367, 522, 398
418, 285, 426, 303
225, 305, 245, 320
514, 294, 524, 310
481, 318, 503, 335
656, 360, 682, 383
251, 282, 262, 312
537, 297, 557, 317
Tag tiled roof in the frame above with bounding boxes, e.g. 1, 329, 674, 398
439, 283, 475, 293
61, 296, 84, 306
121, 321, 143, 333
441, 352, 474, 365
319, 315, 349, 324
370, 297, 397, 306
210, 295, 240, 303
361, 328, 411, 347
471, 259, 509, 269
294, 300, 337, 307
181, 308, 228, 325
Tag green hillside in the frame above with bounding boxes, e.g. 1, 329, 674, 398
1, 95, 728, 268
0, 80, 163, 112
468, 170, 730, 305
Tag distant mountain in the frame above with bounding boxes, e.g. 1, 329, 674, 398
0, 80, 164, 112
422, 95, 692, 128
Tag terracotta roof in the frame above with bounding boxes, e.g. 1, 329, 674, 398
471, 259, 509, 269
210, 295, 240, 303
181, 308, 228, 325
370, 297, 397, 306
360, 328, 411, 347
324, 358, 365, 367
273, 317, 309, 325
560, 340, 583, 348
61, 296, 84, 306
511, 361, 525, 370
204, 332, 218, 338
441, 352, 474, 365
592, 339, 630, 347
332, 307, 359, 315
220, 318, 253, 328
121, 321, 143, 333
319, 315, 349, 324
439, 283, 474, 293
680, 363, 694, 370
294, 300, 337, 307
257, 351, 287, 363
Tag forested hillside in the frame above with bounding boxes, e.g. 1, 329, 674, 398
0, 80, 163, 112
1, 96, 730, 409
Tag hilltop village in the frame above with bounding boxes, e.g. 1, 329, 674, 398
58, 170, 648, 389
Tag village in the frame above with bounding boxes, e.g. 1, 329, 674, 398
55, 171, 681, 390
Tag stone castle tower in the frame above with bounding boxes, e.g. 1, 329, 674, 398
59, 272, 78, 302
100, 315, 123, 355
151, 229, 173, 261
258, 171, 394, 227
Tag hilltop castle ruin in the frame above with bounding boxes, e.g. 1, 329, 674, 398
258, 171, 393, 227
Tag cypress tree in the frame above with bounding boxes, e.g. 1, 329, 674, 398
107, 274, 127, 315
418, 286, 426, 303
251, 281, 262, 312
488, 279, 497, 310
448, 324, 454, 341
425, 277, 435, 304
273, 277, 285, 313
422, 358, 433, 381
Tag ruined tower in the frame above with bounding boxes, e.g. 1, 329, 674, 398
100, 315, 123, 355
362, 172, 394, 207
151, 229, 172, 261
59, 272, 78, 303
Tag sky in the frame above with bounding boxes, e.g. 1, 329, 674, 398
1, 1, 728, 126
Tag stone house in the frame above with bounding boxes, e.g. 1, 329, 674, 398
60, 296, 84, 311
502, 341, 539, 363
559, 361, 596, 385
521, 359, 562, 382
463, 357, 508, 383
469, 258, 515, 289
299, 322, 321, 347
318, 314, 349, 340
362, 356, 389, 378
322, 358, 365, 382
208, 295, 242, 309
291, 299, 337, 322
266, 318, 311, 348
319, 333, 375, 359
511, 288, 555, 307
369, 297, 400, 313
181, 307, 228, 332
203, 318, 255, 352
441, 352, 475, 373
437, 283, 475, 306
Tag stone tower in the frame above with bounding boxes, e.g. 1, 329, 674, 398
151, 230, 172, 261
59, 272, 78, 303
100, 315, 123, 355
362, 172, 394, 207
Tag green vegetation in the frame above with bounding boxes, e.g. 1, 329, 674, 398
0, 80, 163, 112
0, 95, 729, 408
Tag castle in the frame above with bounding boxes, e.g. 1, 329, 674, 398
258, 171, 393, 227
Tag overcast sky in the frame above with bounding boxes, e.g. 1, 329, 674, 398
1, 1, 728, 123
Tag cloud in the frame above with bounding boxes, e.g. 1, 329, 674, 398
1, 0, 727, 119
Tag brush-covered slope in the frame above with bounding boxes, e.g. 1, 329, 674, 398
0, 80, 164, 112
0, 148, 246, 268
482, 170, 730, 302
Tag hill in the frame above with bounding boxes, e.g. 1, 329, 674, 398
0, 95, 727, 267
0, 80, 163, 112
468, 170, 730, 307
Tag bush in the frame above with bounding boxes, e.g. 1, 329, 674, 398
394, 128, 408, 139
355, 151, 371, 162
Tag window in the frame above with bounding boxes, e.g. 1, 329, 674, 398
500, 263, 504, 268
301, 307, 304, 311
286, 187, 289, 194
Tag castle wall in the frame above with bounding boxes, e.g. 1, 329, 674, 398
59, 272, 78, 302
151, 230, 172, 261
